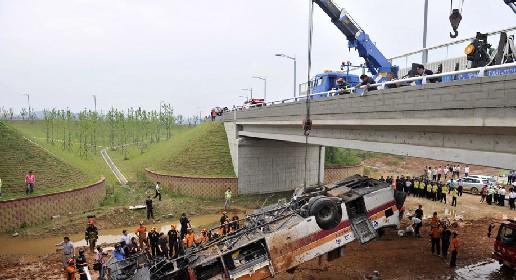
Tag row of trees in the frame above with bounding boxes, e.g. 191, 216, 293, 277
0, 107, 36, 121
41, 104, 177, 159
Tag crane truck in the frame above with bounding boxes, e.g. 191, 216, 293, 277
311, 0, 399, 96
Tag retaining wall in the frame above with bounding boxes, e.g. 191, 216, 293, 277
0, 177, 106, 232
145, 169, 237, 197
324, 165, 364, 184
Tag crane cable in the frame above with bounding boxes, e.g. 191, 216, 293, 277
303, 0, 315, 190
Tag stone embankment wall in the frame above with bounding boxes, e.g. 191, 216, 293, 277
145, 169, 237, 197
146, 165, 363, 197
0, 177, 106, 232
324, 165, 364, 184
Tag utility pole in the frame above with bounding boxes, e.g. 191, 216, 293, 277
241, 88, 253, 100
252, 76, 267, 102
422, 0, 429, 64
275, 53, 297, 98
21, 93, 30, 119
92, 94, 97, 112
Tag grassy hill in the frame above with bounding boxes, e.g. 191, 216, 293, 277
109, 121, 235, 179
0, 121, 89, 199
148, 121, 235, 177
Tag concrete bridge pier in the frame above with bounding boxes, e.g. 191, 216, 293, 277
225, 122, 324, 194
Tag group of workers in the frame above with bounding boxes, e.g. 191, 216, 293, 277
380, 175, 460, 207
57, 234, 108, 280
130, 211, 241, 260
481, 184, 516, 209
334, 64, 437, 95
407, 208, 460, 267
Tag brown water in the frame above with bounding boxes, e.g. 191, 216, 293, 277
453, 260, 514, 279
0, 213, 222, 256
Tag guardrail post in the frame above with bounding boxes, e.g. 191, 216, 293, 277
422, 76, 427, 84
478, 67, 486, 77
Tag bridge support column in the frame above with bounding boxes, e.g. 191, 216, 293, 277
237, 138, 324, 194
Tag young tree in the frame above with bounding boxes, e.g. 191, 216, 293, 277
20, 108, 27, 120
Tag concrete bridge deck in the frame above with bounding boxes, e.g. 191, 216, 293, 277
225, 74, 516, 173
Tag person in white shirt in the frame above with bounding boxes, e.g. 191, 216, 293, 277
464, 166, 470, 177
498, 187, 507, 207
154, 182, 161, 201
457, 165, 461, 177
509, 188, 516, 210
121, 229, 131, 245
444, 165, 449, 179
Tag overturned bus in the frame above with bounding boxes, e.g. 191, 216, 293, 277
108, 175, 406, 280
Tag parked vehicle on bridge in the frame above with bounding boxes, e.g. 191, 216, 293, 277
311, 70, 359, 97
107, 175, 406, 280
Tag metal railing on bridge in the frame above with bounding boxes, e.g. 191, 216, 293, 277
231, 61, 516, 111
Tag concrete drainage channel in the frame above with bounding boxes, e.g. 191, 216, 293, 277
101, 149, 128, 185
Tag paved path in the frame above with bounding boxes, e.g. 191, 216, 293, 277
101, 148, 128, 185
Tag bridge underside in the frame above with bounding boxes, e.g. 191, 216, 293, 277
239, 121, 516, 169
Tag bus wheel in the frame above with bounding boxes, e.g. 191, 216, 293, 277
309, 198, 342, 230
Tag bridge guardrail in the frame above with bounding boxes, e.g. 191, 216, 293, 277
228, 62, 516, 112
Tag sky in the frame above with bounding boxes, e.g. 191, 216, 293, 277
0, 0, 514, 118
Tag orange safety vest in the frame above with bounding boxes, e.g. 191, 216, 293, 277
450, 237, 459, 252
198, 235, 209, 243
185, 233, 195, 247
431, 227, 441, 239
135, 226, 147, 238
431, 217, 438, 227
65, 266, 76, 280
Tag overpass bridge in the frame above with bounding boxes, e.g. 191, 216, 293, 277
224, 72, 516, 194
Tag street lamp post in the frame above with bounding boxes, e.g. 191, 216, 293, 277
275, 53, 296, 98
159, 101, 165, 116
21, 93, 30, 119
241, 88, 253, 100
92, 94, 97, 112
196, 106, 200, 124
252, 76, 266, 102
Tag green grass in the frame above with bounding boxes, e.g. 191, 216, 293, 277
0, 121, 91, 199
149, 122, 236, 177
7, 120, 118, 192
106, 126, 192, 182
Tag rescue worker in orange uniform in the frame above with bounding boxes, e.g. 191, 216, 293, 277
65, 258, 76, 280
430, 212, 439, 228
450, 232, 460, 267
198, 229, 209, 244
218, 220, 233, 236
431, 225, 441, 256
184, 228, 196, 248
135, 221, 147, 249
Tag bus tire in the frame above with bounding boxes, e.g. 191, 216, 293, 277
309, 198, 342, 230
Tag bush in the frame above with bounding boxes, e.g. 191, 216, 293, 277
325, 147, 361, 167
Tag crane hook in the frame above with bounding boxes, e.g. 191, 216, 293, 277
450, 29, 459, 38
449, 8, 462, 38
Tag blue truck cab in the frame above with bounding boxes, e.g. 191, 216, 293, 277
312, 70, 360, 98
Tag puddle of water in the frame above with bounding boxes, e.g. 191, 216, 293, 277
453, 260, 514, 280
0, 213, 223, 256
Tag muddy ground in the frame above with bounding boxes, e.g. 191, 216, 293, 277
0, 155, 512, 279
